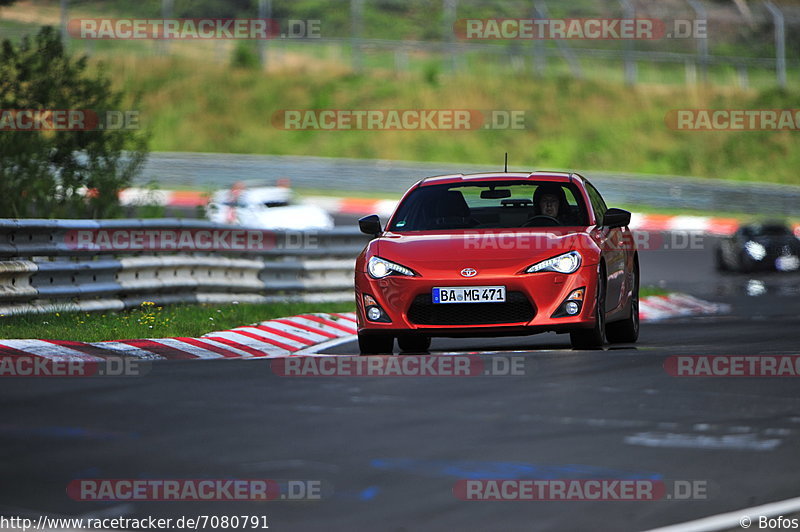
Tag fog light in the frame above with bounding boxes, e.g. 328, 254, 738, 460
367, 307, 382, 321
565, 301, 580, 315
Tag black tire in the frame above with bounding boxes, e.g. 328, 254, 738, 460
358, 333, 394, 355
570, 264, 607, 350
715, 246, 728, 272
606, 260, 639, 344
739, 253, 753, 274
397, 335, 431, 353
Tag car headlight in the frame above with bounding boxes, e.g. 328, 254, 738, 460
525, 251, 582, 274
367, 256, 416, 279
744, 241, 766, 261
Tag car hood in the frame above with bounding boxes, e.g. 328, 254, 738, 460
375, 229, 598, 274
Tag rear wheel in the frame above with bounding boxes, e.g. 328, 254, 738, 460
398, 335, 431, 353
606, 261, 639, 344
570, 265, 607, 350
358, 333, 394, 355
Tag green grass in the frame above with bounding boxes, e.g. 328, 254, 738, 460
87, 55, 800, 186
640, 287, 669, 298
0, 301, 355, 342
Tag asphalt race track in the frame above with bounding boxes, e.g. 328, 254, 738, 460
1, 236, 799, 531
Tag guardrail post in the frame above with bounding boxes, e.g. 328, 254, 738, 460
764, 1, 787, 89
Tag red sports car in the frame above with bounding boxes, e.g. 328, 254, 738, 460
354, 171, 639, 354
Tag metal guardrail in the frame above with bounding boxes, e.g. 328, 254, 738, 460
138, 153, 800, 217
0, 219, 371, 316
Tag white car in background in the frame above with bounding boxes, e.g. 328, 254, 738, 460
206, 183, 335, 231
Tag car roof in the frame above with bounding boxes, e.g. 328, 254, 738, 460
418, 171, 585, 187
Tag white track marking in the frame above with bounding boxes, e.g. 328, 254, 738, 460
645, 495, 800, 532
625, 432, 782, 451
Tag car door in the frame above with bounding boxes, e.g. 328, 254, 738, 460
586, 181, 627, 314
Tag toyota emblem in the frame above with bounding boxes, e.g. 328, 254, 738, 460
460, 268, 477, 277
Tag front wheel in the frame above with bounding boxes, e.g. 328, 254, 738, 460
358, 333, 394, 355
570, 265, 606, 350
606, 262, 639, 344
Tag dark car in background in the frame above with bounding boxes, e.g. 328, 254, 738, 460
715, 222, 800, 273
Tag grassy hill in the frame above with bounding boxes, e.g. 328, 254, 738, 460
3, 1, 800, 184
97, 55, 800, 184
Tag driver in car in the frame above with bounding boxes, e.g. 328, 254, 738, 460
529, 183, 577, 225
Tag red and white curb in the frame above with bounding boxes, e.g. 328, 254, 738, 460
639, 293, 730, 322
0, 313, 357, 361
0, 295, 729, 360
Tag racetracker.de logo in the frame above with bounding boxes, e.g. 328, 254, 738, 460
666, 109, 800, 131
453, 479, 708, 501
68, 18, 284, 40
66, 479, 322, 501
64, 229, 278, 252
0, 109, 139, 131
454, 18, 668, 40
271, 355, 525, 377
460, 231, 706, 252
665, 355, 800, 377
0, 356, 147, 378
271, 109, 526, 130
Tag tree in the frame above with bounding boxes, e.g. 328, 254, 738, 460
0, 26, 148, 218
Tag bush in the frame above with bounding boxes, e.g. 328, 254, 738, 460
0, 26, 149, 218
231, 41, 261, 70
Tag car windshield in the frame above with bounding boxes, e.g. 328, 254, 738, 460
753, 224, 792, 236
388, 181, 589, 231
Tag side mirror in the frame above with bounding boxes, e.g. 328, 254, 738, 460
603, 208, 631, 228
359, 214, 382, 236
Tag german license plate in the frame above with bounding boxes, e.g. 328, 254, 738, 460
432, 286, 506, 304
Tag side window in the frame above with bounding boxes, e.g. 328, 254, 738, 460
584, 181, 608, 225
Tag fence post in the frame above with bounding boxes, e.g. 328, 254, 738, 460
687, 0, 708, 83
764, 1, 787, 89
351, 0, 364, 72
685, 59, 697, 85
60, 0, 69, 47
258, 0, 271, 71
531, 1, 545, 76
443, 0, 458, 72
737, 65, 749, 89
535, 1, 582, 79
619, 0, 637, 86
160, 0, 173, 56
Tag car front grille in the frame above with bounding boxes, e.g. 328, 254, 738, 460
407, 291, 535, 326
